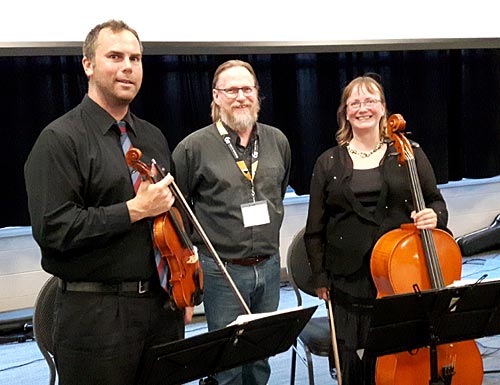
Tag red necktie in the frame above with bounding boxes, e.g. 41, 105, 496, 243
117, 121, 169, 291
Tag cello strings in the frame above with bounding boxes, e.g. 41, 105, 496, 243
405, 149, 445, 288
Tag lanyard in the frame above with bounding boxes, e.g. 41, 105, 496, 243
216, 120, 259, 200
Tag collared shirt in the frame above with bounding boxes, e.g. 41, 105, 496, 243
172, 122, 291, 260
24, 94, 173, 282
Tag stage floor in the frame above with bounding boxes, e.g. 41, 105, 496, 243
1, 250, 499, 385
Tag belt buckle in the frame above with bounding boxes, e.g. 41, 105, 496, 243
138, 280, 147, 294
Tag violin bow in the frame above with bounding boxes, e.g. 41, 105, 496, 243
151, 158, 251, 315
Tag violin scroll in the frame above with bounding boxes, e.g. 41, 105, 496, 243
125, 147, 154, 182
125, 147, 204, 309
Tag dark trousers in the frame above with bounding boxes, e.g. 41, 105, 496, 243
52, 287, 184, 385
331, 262, 377, 385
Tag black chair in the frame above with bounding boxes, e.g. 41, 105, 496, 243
286, 227, 333, 385
33, 275, 58, 385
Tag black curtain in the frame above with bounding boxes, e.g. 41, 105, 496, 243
2, 49, 500, 228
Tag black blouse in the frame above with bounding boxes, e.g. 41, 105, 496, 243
350, 167, 382, 214
304, 143, 449, 288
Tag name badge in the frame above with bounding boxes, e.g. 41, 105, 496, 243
241, 200, 270, 228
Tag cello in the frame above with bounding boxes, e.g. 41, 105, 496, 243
370, 114, 483, 385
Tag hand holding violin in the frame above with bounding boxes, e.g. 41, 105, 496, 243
127, 173, 175, 223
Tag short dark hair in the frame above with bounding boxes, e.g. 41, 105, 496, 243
82, 19, 143, 62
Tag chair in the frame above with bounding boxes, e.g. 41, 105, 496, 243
286, 227, 333, 385
33, 275, 58, 385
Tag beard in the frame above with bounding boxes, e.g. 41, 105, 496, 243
220, 104, 260, 133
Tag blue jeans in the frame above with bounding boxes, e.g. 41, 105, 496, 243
201, 253, 281, 385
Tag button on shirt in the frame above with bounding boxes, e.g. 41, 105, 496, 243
172, 122, 291, 260
24, 95, 173, 282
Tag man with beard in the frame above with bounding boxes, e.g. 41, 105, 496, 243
24, 20, 190, 385
172, 60, 291, 385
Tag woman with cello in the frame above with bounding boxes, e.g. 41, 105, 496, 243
304, 74, 449, 385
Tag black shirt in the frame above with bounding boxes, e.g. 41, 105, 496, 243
350, 167, 382, 213
24, 95, 173, 282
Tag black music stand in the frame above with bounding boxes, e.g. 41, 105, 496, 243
365, 279, 500, 385
136, 306, 317, 385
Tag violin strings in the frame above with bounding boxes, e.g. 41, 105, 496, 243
151, 158, 195, 250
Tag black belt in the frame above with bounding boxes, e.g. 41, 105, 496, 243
58, 279, 151, 294
223, 255, 271, 266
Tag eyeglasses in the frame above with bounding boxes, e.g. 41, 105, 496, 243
347, 98, 381, 110
214, 86, 257, 98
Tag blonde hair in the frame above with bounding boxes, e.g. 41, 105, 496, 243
210, 60, 260, 123
336, 75, 388, 145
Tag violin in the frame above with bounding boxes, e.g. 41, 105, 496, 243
370, 114, 483, 385
126, 148, 203, 309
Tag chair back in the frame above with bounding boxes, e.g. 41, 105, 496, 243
286, 227, 317, 298
33, 275, 58, 385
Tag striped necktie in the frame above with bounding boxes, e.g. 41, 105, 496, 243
117, 121, 142, 192
117, 121, 169, 292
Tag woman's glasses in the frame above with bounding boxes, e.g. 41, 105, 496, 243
347, 98, 381, 110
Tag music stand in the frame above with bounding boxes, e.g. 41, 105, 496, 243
365, 279, 500, 385
136, 306, 317, 385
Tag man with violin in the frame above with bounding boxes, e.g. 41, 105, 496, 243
172, 60, 291, 385
24, 20, 189, 385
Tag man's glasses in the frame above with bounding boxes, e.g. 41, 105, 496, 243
347, 98, 381, 110
214, 86, 257, 98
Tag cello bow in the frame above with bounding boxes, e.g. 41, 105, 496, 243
326, 296, 342, 385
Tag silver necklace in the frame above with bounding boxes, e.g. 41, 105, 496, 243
347, 140, 383, 158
